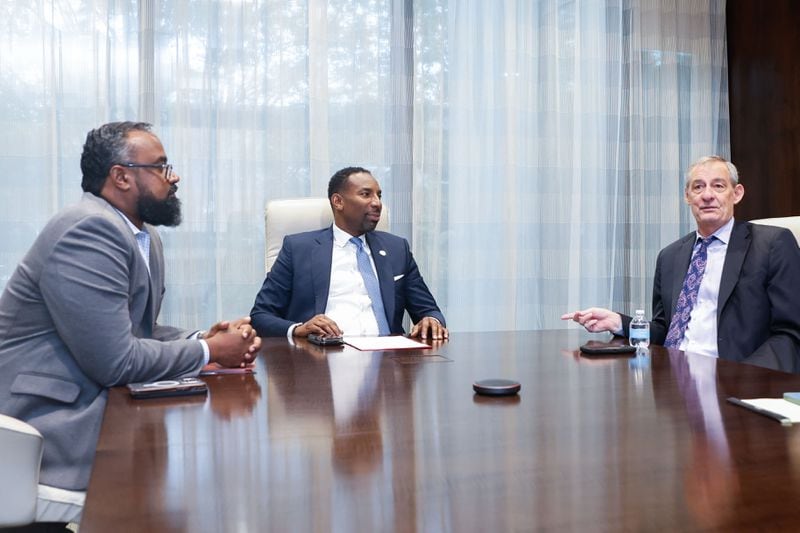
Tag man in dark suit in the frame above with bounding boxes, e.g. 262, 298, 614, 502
0, 122, 261, 524
562, 155, 800, 372
250, 167, 447, 340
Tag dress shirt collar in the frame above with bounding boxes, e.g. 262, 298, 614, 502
332, 223, 366, 249
113, 207, 148, 238
695, 217, 734, 246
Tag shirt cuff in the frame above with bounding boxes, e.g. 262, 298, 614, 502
190, 330, 211, 366
198, 339, 210, 366
287, 323, 302, 341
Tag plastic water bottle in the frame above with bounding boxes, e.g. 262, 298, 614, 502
629, 309, 650, 348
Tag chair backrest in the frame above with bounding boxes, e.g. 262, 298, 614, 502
0, 414, 43, 526
264, 197, 390, 272
750, 216, 800, 245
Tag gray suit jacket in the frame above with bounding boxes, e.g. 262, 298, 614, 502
0, 193, 205, 490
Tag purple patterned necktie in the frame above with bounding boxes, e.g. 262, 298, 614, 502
664, 237, 714, 348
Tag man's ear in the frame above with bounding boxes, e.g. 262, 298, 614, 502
330, 192, 343, 211
733, 183, 745, 205
108, 165, 132, 191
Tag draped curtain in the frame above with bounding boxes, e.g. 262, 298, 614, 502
0, 0, 728, 332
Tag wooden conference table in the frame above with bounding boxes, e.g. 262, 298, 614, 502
81, 330, 800, 532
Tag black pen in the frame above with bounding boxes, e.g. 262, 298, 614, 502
727, 397, 793, 426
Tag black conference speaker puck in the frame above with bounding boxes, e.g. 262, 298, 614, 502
473, 379, 521, 396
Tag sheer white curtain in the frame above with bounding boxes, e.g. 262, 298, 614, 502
413, 0, 728, 330
0, 0, 728, 332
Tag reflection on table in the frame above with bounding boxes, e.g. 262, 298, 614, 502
81, 331, 800, 532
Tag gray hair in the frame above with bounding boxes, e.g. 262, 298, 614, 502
685, 155, 739, 189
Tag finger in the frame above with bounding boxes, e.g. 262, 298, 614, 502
319, 320, 341, 337
560, 312, 577, 320
430, 321, 442, 340
419, 320, 430, 340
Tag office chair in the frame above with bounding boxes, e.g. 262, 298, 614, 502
0, 414, 43, 527
0, 414, 86, 529
750, 216, 800, 245
264, 198, 390, 272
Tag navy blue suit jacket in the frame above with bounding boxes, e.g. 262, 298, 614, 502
250, 227, 445, 336
622, 221, 800, 372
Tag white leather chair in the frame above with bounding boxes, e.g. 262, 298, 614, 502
264, 197, 390, 272
0, 414, 43, 527
750, 216, 800, 245
0, 414, 85, 528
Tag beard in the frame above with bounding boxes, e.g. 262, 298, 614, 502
137, 185, 182, 227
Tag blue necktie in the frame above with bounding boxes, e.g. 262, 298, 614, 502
350, 237, 391, 335
664, 237, 714, 348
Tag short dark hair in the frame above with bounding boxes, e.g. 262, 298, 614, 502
80, 121, 152, 195
327, 167, 372, 199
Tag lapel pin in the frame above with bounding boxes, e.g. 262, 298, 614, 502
379, 250, 387, 256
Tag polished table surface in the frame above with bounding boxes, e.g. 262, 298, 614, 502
81, 330, 800, 532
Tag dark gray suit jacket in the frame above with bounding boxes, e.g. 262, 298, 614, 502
250, 227, 445, 337
0, 193, 205, 490
622, 220, 800, 372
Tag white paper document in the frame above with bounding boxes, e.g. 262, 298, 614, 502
343, 336, 431, 351
737, 398, 800, 424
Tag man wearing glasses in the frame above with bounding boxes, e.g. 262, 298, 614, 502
0, 122, 260, 527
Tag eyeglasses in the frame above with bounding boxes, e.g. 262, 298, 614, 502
117, 162, 174, 182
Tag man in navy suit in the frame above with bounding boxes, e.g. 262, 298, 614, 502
250, 167, 447, 340
562, 156, 800, 372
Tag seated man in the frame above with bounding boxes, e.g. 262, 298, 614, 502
251, 167, 447, 340
0, 122, 261, 525
562, 155, 800, 372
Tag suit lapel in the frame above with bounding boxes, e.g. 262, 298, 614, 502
366, 232, 395, 324
312, 227, 334, 314
718, 221, 750, 318
143, 225, 161, 329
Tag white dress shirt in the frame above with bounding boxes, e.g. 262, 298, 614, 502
325, 224, 382, 337
680, 217, 735, 358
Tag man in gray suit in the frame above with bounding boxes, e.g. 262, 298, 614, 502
0, 122, 261, 525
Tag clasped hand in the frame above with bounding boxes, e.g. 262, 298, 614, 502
204, 316, 261, 368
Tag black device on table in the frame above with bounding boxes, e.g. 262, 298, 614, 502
308, 334, 344, 346
579, 341, 637, 355
127, 377, 208, 399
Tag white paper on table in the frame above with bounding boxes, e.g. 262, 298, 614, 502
343, 336, 431, 351
740, 398, 800, 423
